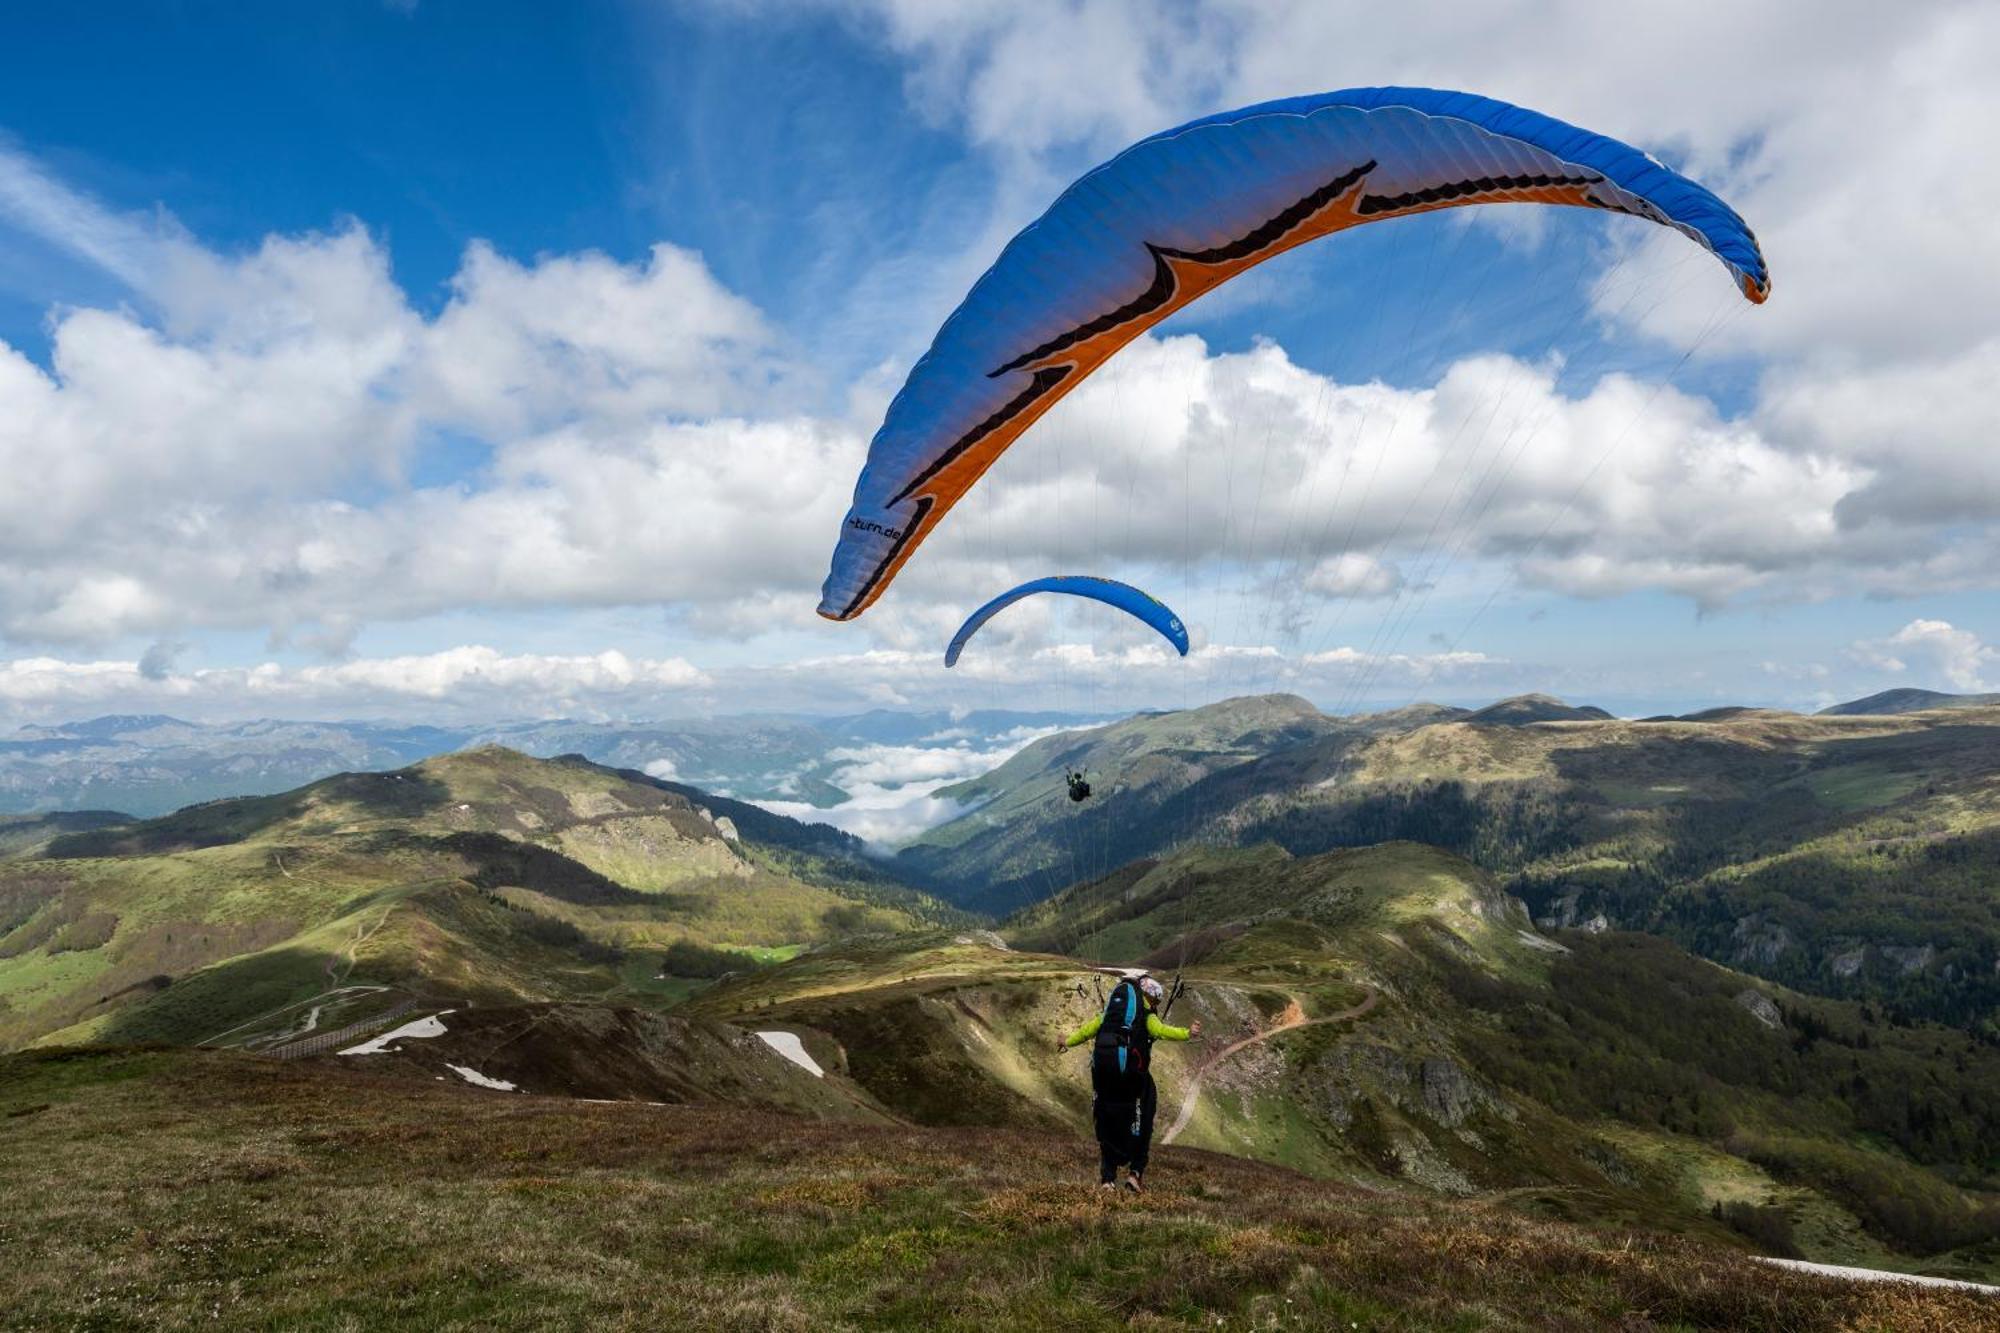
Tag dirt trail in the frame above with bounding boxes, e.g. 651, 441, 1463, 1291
326, 909, 390, 984
1162, 986, 1378, 1146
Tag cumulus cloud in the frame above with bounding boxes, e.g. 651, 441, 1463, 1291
1305, 554, 1405, 601
0, 198, 1971, 667
0, 195, 858, 646
890, 334, 1882, 617
1850, 620, 1997, 692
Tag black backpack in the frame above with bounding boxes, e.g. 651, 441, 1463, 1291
1090, 979, 1150, 1098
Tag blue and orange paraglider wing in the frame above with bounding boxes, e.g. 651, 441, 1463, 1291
819, 86, 1767, 622
943, 576, 1190, 668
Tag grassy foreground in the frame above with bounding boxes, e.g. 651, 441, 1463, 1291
4, 1048, 1995, 1330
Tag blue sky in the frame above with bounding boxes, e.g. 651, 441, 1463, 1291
0, 1, 1995, 723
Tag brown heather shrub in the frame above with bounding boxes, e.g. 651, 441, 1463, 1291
755, 1176, 872, 1212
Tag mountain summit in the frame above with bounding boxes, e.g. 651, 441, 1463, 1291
1463, 693, 1615, 725
1820, 688, 2000, 716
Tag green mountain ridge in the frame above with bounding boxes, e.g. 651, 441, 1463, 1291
900, 694, 2000, 1033
0, 747, 947, 1052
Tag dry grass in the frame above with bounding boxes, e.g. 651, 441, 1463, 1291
2, 1046, 1996, 1331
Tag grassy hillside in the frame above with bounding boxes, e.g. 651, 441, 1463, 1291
898, 694, 1348, 911
904, 695, 2000, 1032
0, 748, 947, 1052
3, 1045, 1991, 1330
688, 840, 2000, 1283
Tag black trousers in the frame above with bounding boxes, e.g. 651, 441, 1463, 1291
1092, 1073, 1158, 1182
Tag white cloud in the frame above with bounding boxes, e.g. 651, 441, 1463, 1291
887, 335, 1877, 616
414, 240, 782, 433
1305, 554, 1404, 601
0, 194, 857, 646
750, 728, 1065, 844
0, 647, 708, 722
1850, 620, 1996, 693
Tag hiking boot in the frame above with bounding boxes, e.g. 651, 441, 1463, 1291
1123, 1173, 1144, 1194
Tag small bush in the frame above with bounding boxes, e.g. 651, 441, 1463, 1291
49, 912, 117, 954
506, 907, 624, 966
659, 939, 757, 979
1712, 1200, 1801, 1257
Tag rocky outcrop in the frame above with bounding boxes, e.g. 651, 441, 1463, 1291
1534, 887, 1591, 931
1734, 988, 1783, 1031
1731, 918, 1796, 967
1419, 1058, 1486, 1128
1308, 1043, 1509, 1132
1881, 944, 1935, 975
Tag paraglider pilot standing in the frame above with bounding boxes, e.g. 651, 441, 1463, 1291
1062, 975, 1198, 1192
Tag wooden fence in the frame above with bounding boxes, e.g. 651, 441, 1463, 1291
265, 997, 421, 1060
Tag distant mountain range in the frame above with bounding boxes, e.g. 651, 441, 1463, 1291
0, 708, 1097, 818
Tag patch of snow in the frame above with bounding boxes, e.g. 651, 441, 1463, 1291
755, 1030, 824, 1078
446, 1063, 521, 1092
1516, 929, 1568, 953
1754, 1257, 2000, 1295
338, 1010, 454, 1056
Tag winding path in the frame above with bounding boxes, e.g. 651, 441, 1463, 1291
1162, 986, 1378, 1145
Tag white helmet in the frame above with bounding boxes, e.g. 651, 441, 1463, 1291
1138, 976, 1165, 1002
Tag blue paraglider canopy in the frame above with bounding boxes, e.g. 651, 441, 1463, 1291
944, 576, 1191, 668
819, 85, 1768, 623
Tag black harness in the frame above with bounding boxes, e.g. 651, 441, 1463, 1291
1090, 979, 1153, 1098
